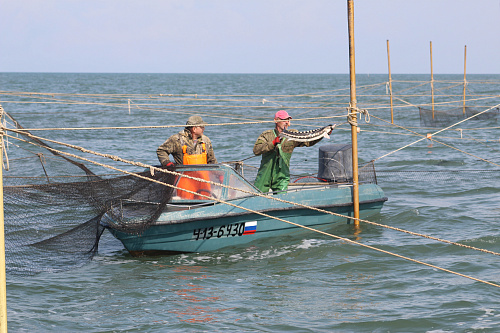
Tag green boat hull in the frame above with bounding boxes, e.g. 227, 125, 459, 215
106, 181, 387, 256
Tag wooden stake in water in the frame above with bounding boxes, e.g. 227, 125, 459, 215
463, 45, 467, 115
387, 39, 394, 124
430, 41, 435, 119
347, 0, 360, 228
0, 118, 7, 332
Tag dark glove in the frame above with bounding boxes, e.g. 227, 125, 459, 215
327, 124, 336, 135
272, 136, 282, 146
163, 162, 175, 169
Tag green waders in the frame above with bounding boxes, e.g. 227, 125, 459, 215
254, 142, 292, 193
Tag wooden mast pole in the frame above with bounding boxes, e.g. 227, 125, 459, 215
462, 45, 467, 115
0, 105, 7, 333
387, 39, 394, 124
347, 0, 360, 228
430, 41, 435, 119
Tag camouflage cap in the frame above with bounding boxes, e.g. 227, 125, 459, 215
186, 115, 207, 127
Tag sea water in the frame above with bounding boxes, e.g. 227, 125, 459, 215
1, 72, 500, 332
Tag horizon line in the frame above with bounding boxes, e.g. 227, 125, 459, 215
1, 71, 499, 75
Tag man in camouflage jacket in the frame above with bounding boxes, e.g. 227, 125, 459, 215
157, 115, 217, 167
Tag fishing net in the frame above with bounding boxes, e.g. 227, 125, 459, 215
316, 144, 377, 184
376, 169, 500, 183
419, 107, 499, 127
1, 111, 377, 275
2, 113, 177, 275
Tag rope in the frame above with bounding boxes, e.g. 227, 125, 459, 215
358, 123, 500, 148
347, 104, 370, 127
0, 104, 8, 171
429, 137, 500, 168
368, 103, 500, 165
4, 132, 500, 288
5, 129, 500, 259
2, 79, 500, 285
8, 115, 345, 132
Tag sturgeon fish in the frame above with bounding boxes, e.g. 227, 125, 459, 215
279, 124, 336, 142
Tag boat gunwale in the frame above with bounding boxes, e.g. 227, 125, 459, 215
131, 196, 388, 227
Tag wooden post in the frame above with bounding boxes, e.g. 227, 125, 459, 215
430, 41, 435, 119
462, 45, 467, 115
347, 0, 360, 228
0, 105, 7, 333
387, 40, 394, 124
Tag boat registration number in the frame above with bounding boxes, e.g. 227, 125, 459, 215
192, 221, 257, 241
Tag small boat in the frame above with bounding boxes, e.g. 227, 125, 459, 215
102, 147, 387, 256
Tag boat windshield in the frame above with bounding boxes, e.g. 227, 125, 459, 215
171, 165, 257, 202
227, 172, 257, 199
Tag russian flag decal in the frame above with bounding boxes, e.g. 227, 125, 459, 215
243, 221, 257, 235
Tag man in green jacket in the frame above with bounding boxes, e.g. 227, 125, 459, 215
252, 110, 326, 193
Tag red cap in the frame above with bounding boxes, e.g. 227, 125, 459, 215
274, 110, 292, 120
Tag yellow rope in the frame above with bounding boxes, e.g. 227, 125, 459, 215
9, 116, 344, 132
2, 79, 500, 284
368, 103, 500, 164
5, 129, 500, 259
4, 131, 500, 288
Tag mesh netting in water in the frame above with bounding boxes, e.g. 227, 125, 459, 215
4, 168, 177, 275
3, 113, 177, 275
419, 107, 499, 127
1, 112, 379, 275
376, 169, 500, 183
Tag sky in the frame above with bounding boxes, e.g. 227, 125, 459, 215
1, 0, 499, 74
